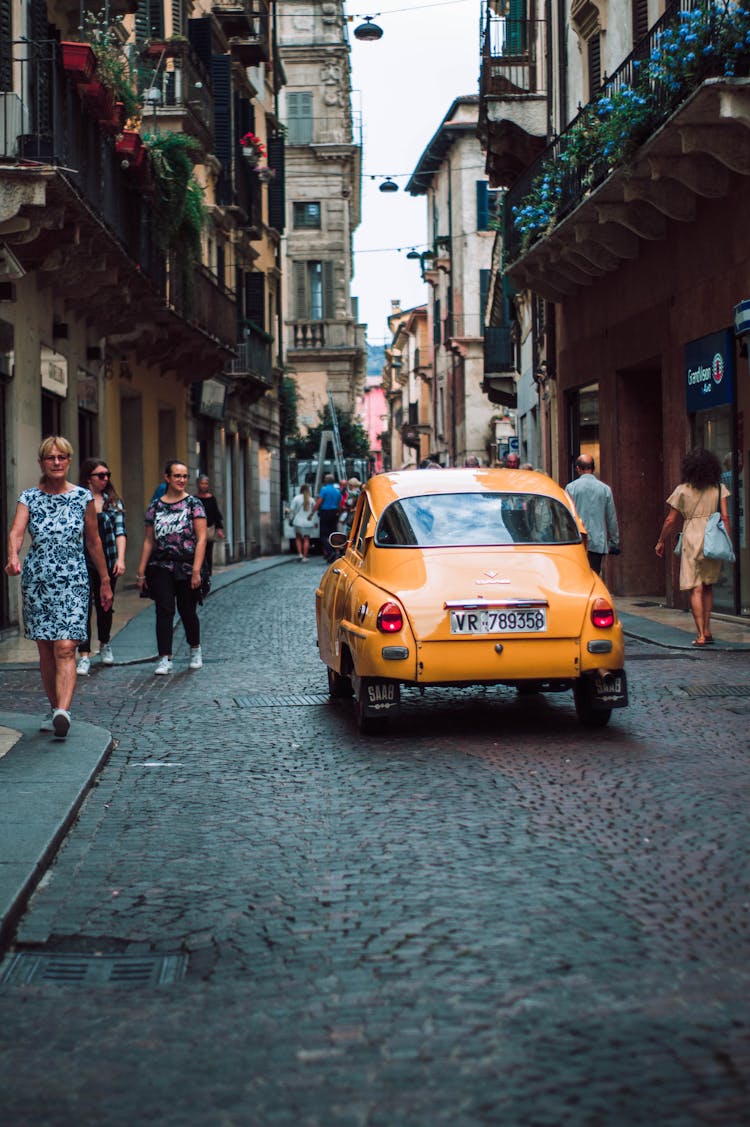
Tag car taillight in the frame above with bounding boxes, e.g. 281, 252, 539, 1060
591, 598, 615, 628
377, 601, 403, 633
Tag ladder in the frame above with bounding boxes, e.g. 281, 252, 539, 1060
312, 393, 346, 494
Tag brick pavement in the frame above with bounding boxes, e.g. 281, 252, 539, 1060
0, 560, 749, 1126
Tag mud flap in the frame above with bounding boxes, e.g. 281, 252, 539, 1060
583, 668, 628, 709
359, 677, 401, 718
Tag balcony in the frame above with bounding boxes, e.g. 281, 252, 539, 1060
503, 0, 750, 301
0, 40, 232, 378
444, 314, 485, 343
140, 43, 213, 151
478, 1, 548, 187
286, 114, 363, 149
226, 332, 274, 400
289, 320, 363, 353
482, 326, 517, 408
211, 0, 270, 66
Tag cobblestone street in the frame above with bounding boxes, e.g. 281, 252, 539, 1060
1, 560, 749, 1126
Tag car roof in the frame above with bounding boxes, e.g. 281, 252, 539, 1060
364, 468, 572, 513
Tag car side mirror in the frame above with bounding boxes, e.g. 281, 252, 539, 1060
328, 531, 348, 549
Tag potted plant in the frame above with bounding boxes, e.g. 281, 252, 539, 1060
240, 131, 266, 167
143, 35, 189, 60
60, 41, 97, 83
81, 12, 141, 125
142, 131, 206, 288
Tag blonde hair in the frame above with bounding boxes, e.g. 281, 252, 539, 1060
38, 435, 73, 461
301, 483, 311, 512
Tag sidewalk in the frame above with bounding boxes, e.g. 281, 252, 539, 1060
2, 568, 750, 954
0, 554, 293, 951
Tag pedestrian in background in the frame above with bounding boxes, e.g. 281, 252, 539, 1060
312, 473, 342, 563
76, 458, 126, 675
288, 482, 313, 561
195, 474, 224, 576
565, 453, 620, 575
342, 477, 362, 530
504, 452, 521, 469
655, 447, 731, 647
136, 461, 207, 675
4, 436, 112, 738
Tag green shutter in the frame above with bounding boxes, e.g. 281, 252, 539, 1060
322, 261, 334, 320
293, 261, 307, 319
287, 92, 313, 144
211, 54, 233, 206
477, 181, 489, 231
267, 134, 285, 232
0, 0, 12, 91
245, 273, 265, 329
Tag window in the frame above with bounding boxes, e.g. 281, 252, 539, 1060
375, 493, 581, 548
286, 92, 313, 144
293, 202, 321, 229
632, 0, 649, 46
587, 32, 601, 101
477, 182, 502, 231
293, 260, 334, 320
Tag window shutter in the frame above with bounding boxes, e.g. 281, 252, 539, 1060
172, 0, 185, 35
293, 262, 308, 319
476, 181, 489, 231
135, 0, 164, 41
188, 17, 212, 69
322, 261, 334, 320
587, 33, 601, 101
211, 54, 233, 206
245, 273, 265, 329
433, 298, 441, 346
505, 0, 526, 55
267, 134, 285, 232
0, 0, 12, 91
287, 92, 313, 144
480, 269, 490, 324
632, 0, 649, 46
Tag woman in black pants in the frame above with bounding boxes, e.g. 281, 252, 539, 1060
136, 461, 207, 675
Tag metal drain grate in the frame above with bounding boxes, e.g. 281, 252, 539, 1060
0, 951, 188, 987
233, 693, 330, 708
681, 684, 750, 699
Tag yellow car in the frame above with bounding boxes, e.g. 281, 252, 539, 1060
315, 467, 627, 731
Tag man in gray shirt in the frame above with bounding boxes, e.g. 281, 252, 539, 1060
565, 454, 620, 575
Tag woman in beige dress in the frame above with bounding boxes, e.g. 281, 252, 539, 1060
655, 448, 731, 647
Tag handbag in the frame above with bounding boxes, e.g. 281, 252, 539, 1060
703, 488, 735, 562
674, 531, 683, 558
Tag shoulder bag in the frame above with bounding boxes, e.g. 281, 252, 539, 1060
703, 487, 735, 563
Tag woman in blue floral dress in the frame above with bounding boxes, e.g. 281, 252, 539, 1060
4, 436, 113, 738
136, 460, 207, 675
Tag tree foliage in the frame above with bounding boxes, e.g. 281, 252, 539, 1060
292, 402, 370, 459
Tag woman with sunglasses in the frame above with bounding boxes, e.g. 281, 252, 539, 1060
75, 458, 127, 675
136, 460, 207, 675
4, 436, 112, 738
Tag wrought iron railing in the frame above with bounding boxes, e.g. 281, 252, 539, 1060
480, 3, 547, 99
228, 335, 273, 384
503, 0, 733, 263
286, 112, 363, 147
140, 46, 213, 135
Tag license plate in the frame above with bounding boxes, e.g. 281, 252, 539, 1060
591, 671, 628, 706
450, 608, 547, 634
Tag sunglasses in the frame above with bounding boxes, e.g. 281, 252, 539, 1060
91, 471, 111, 479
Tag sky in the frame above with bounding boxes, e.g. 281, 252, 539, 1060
346, 0, 482, 345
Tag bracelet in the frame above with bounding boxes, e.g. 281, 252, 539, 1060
137, 574, 146, 580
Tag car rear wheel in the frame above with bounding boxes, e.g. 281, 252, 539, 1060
327, 666, 353, 699
573, 681, 612, 727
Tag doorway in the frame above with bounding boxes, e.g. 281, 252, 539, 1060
615, 363, 664, 596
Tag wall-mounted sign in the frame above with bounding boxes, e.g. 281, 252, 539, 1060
40, 345, 68, 397
198, 378, 227, 420
685, 329, 734, 413
734, 300, 750, 338
77, 367, 99, 413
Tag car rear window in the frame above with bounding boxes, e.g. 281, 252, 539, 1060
375, 493, 581, 547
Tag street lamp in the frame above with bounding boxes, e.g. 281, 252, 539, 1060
354, 16, 384, 41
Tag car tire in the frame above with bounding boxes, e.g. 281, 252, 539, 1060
327, 666, 353, 699
573, 681, 612, 727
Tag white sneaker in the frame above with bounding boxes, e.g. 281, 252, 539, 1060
100, 643, 114, 665
188, 646, 203, 670
76, 656, 91, 676
52, 708, 71, 738
154, 657, 173, 675
40, 711, 54, 732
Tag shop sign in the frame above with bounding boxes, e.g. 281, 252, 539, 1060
40, 345, 68, 397
198, 378, 227, 420
685, 329, 733, 413
77, 367, 98, 413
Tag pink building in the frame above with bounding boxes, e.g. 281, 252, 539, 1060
358, 375, 387, 473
